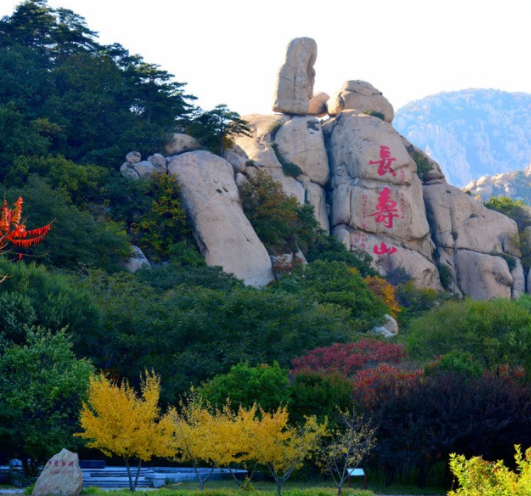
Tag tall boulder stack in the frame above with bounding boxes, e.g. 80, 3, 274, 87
272, 37, 317, 115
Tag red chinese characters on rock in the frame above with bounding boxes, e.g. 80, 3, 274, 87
353, 231, 368, 252
46, 459, 75, 475
369, 145, 397, 177
370, 187, 399, 229
373, 242, 397, 256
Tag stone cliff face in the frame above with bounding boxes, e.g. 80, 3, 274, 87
394, 90, 531, 187
121, 38, 528, 301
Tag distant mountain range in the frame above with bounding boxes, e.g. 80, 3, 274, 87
394, 89, 531, 187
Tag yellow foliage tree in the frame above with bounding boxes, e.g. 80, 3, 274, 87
363, 275, 401, 317
448, 446, 531, 496
169, 392, 248, 489
76, 372, 174, 492
241, 405, 327, 496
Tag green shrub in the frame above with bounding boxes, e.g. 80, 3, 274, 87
406, 298, 531, 369
130, 173, 191, 262
363, 110, 385, 121
449, 446, 531, 496
409, 149, 432, 181
271, 142, 302, 178
437, 263, 453, 290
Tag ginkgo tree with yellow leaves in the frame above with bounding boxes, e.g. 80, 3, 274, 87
170, 392, 248, 489
241, 405, 328, 496
76, 371, 174, 492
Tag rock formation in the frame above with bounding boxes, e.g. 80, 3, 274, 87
168, 151, 275, 286
119, 37, 528, 300
272, 37, 317, 115
327, 81, 394, 123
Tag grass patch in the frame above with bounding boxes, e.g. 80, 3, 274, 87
78, 478, 446, 496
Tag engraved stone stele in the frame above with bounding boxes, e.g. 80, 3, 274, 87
32, 449, 83, 496
273, 37, 317, 115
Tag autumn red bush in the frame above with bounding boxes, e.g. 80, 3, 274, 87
291, 338, 407, 377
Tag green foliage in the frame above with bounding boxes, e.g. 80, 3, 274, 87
136, 255, 241, 292
131, 173, 191, 261
271, 142, 303, 178
406, 297, 531, 369
437, 263, 453, 290
5, 155, 110, 207
277, 261, 389, 332
423, 351, 483, 378
0, 0, 196, 169
73, 269, 355, 404
3, 176, 130, 270
396, 281, 443, 328
199, 362, 291, 412
305, 233, 377, 278
186, 104, 251, 156
289, 372, 354, 426
240, 170, 314, 253
449, 446, 531, 496
409, 149, 433, 181
0, 328, 93, 474
0, 259, 102, 349
363, 110, 385, 120
484, 196, 531, 230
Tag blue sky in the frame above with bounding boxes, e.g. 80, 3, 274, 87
2, 0, 530, 116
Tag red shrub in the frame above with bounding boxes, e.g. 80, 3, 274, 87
352, 364, 422, 411
291, 339, 407, 377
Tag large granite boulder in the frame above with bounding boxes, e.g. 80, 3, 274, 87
234, 114, 328, 226
327, 81, 394, 123
273, 37, 317, 115
164, 133, 201, 155
168, 151, 274, 286
423, 182, 520, 256
275, 116, 329, 186
235, 114, 290, 169
325, 111, 435, 277
455, 250, 513, 300
32, 449, 83, 496
423, 182, 521, 299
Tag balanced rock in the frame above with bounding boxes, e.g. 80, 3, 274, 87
32, 449, 83, 496
164, 133, 200, 155
168, 151, 274, 286
327, 81, 394, 123
273, 37, 317, 115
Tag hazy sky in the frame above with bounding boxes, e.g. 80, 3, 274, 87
2, 0, 530, 116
